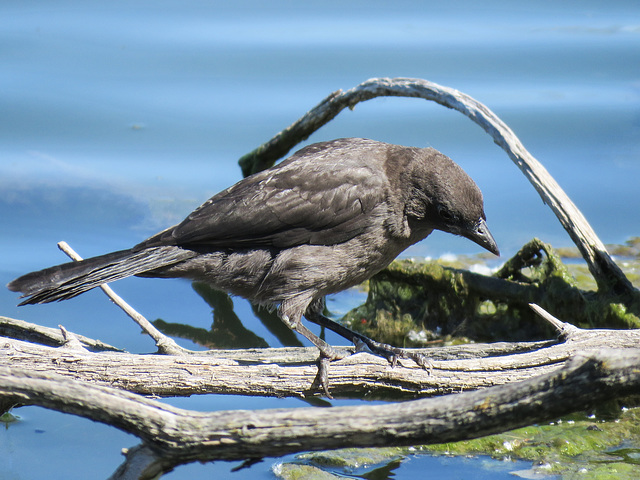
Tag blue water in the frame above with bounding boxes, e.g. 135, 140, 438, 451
1, 1, 639, 478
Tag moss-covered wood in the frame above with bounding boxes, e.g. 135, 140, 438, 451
343, 238, 640, 346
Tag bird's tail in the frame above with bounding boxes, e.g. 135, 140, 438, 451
7, 246, 195, 305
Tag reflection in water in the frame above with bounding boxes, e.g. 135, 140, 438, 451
359, 457, 403, 480
154, 282, 268, 349
153, 281, 305, 349
249, 303, 305, 348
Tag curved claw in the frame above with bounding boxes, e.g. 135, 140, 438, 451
408, 352, 433, 373
312, 353, 334, 398
389, 354, 398, 368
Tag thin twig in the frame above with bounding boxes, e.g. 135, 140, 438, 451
529, 303, 579, 338
58, 325, 89, 352
57, 241, 190, 356
0, 315, 122, 351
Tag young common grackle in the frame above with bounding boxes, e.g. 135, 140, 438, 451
9, 138, 499, 392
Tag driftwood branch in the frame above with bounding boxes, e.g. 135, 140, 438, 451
0, 315, 122, 352
239, 77, 634, 295
2, 309, 639, 399
2, 346, 639, 479
5, 305, 637, 478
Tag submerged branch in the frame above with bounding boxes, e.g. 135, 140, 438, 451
346, 239, 639, 346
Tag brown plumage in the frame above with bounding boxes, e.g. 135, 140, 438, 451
8, 138, 498, 389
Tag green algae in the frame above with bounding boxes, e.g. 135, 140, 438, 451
274, 407, 640, 479
0, 410, 19, 426
421, 406, 640, 479
273, 462, 340, 480
341, 238, 640, 346
297, 447, 405, 469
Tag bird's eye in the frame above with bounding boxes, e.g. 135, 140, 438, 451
438, 206, 453, 221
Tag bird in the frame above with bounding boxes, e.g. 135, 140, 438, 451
8, 138, 499, 393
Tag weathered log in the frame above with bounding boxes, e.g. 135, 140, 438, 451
2, 311, 639, 399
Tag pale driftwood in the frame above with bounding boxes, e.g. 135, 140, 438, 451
2, 309, 639, 399
2, 348, 639, 480
0, 315, 121, 352
239, 77, 634, 295
0, 336, 550, 398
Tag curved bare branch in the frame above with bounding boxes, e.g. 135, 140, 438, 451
238, 77, 634, 295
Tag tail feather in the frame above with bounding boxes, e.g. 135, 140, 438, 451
7, 246, 196, 305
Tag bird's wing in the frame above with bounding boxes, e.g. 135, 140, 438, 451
138, 155, 387, 250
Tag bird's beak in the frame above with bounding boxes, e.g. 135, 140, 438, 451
465, 218, 500, 256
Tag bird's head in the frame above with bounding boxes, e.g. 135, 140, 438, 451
405, 148, 500, 256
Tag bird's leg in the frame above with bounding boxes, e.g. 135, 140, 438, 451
278, 312, 344, 360
305, 298, 432, 371
278, 307, 346, 397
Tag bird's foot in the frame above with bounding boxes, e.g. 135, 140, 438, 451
303, 305, 433, 373
280, 313, 346, 397
352, 336, 433, 372
310, 343, 348, 399
311, 335, 431, 397
312, 351, 336, 399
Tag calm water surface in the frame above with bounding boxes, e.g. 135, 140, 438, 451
1, 1, 638, 478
